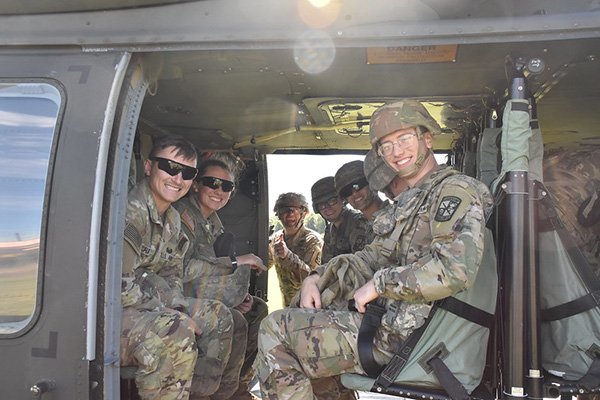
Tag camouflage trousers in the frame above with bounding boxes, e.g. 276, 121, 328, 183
230, 296, 269, 399
255, 308, 365, 399
121, 308, 197, 400
186, 298, 246, 400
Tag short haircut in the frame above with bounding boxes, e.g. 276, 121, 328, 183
197, 158, 233, 180
149, 135, 197, 163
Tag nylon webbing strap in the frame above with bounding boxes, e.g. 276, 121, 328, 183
541, 291, 600, 322
373, 306, 439, 389
578, 357, 600, 391
438, 296, 494, 329
357, 302, 386, 378
511, 101, 530, 112
427, 356, 470, 400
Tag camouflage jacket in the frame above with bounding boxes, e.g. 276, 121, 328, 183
174, 194, 250, 307
121, 179, 189, 311
268, 224, 323, 306
364, 199, 392, 241
322, 207, 373, 263
315, 166, 494, 353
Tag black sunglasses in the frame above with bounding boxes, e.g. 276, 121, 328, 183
199, 176, 235, 193
338, 177, 369, 199
150, 157, 198, 180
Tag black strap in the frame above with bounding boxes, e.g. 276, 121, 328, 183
511, 101, 530, 112
578, 357, 600, 391
373, 305, 439, 389
428, 356, 470, 400
356, 301, 386, 378
362, 297, 494, 388
438, 297, 494, 329
541, 291, 600, 322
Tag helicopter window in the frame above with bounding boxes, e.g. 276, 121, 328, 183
0, 83, 60, 335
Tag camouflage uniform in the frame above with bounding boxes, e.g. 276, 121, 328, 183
321, 207, 372, 263
255, 165, 494, 399
121, 179, 197, 400
269, 224, 323, 307
175, 194, 268, 399
543, 147, 600, 275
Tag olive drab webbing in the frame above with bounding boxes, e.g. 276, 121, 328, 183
341, 228, 497, 395
491, 99, 544, 192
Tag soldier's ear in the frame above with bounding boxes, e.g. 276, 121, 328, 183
423, 132, 434, 149
144, 158, 152, 176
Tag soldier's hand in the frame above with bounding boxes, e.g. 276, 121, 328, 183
236, 253, 267, 273
353, 280, 379, 313
273, 238, 289, 259
187, 318, 202, 336
234, 293, 253, 314
300, 274, 321, 309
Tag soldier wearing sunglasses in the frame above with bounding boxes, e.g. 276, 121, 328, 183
311, 176, 371, 264
335, 160, 387, 222
121, 136, 201, 400
175, 158, 268, 400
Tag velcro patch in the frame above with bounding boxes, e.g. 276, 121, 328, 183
124, 223, 143, 256
435, 196, 462, 222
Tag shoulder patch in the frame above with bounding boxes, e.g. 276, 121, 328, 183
435, 195, 462, 222
124, 223, 143, 255
180, 209, 195, 233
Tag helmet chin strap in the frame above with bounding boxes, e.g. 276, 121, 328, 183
394, 139, 433, 179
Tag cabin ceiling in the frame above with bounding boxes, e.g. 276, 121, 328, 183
137, 36, 600, 153
1, 0, 598, 153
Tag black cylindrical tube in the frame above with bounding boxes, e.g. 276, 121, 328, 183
502, 171, 528, 400
511, 77, 527, 100
526, 180, 543, 399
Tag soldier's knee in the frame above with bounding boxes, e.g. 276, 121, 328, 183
258, 309, 285, 340
253, 296, 269, 319
197, 299, 234, 334
231, 308, 249, 331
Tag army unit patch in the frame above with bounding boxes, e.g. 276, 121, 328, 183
435, 196, 462, 222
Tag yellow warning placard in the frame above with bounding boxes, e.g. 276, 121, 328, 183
367, 45, 458, 64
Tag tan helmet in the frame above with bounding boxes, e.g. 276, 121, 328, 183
334, 160, 366, 195
369, 100, 441, 145
273, 192, 308, 213
311, 176, 337, 212
363, 149, 397, 191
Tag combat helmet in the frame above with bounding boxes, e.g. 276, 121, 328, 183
311, 176, 337, 213
369, 100, 441, 145
273, 192, 308, 213
369, 100, 440, 179
363, 148, 396, 192
334, 160, 368, 198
